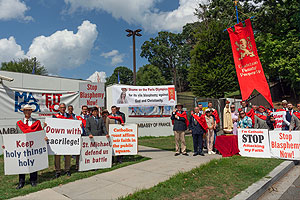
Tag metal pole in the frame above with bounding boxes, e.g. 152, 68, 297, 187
235, 1, 239, 24
132, 33, 136, 86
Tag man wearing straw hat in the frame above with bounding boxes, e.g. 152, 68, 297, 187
171, 103, 189, 156
3, 104, 45, 189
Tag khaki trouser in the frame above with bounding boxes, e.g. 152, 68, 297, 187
55, 155, 71, 173
174, 131, 186, 154
206, 129, 214, 152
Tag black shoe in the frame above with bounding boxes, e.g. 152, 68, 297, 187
182, 153, 189, 156
193, 153, 198, 156
66, 171, 71, 176
31, 181, 37, 187
199, 152, 205, 156
174, 153, 180, 156
55, 173, 61, 178
16, 182, 24, 189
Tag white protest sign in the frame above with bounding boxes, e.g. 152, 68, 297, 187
3, 131, 48, 175
109, 124, 138, 156
238, 129, 271, 158
79, 82, 105, 107
79, 136, 112, 171
45, 118, 82, 155
272, 111, 286, 130
111, 85, 176, 107
269, 131, 300, 160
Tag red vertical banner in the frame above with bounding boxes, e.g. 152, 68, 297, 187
228, 19, 273, 108
168, 87, 175, 101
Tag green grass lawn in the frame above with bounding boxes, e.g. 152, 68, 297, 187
123, 136, 284, 200
121, 156, 282, 200
0, 155, 149, 200
139, 135, 194, 152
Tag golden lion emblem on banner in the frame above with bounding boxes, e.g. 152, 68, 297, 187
235, 37, 255, 60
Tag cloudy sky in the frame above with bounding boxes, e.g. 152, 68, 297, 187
0, 0, 200, 79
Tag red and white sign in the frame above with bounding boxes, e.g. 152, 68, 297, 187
109, 124, 138, 155
228, 19, 273, 107
79, 136, 112, 171
45, 118, 82, 155
111, 85, 176, 107
238, 129, 271, 158
269, 131, 300, 160
272, 111, 286, 130
79, 82, 105, 107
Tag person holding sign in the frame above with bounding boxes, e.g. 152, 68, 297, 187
189, 107, 207, 156
254, 106, 269, 129
85, 107, 108, 137
238, 110, 252, 129
171, 103, 189, 156
106, 106, 124, 163
52, 103, 73, 178
289, 103, 300, 131
2, 105, 45, 189
106, 106, 124, 131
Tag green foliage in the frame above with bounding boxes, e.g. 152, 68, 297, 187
188, 20, 238, 98
140, 31, 191, 92
136, 64, 168, 86
190, 0, 300, 98
254, 0, 300, 96
1, 58, 47, 75
106, 66, 133, 85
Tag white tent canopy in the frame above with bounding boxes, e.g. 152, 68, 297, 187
87, 71, 106, 83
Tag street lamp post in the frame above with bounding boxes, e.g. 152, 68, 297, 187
126, 29, 142, 86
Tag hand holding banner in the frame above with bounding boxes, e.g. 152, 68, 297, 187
109, 124, 138, 155
45, 118, 82, 155
238, 129, 271, 158
79, 136, 112, 171
269, 131, 300, 160
3, 131, 48, 175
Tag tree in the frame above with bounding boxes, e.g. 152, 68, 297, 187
1, 58, 47, 75
188, 19, 239, 98
254, 0, 300, 97
106, 66, 133, 85
140, 31, 191, 92
136, 64, 168, 86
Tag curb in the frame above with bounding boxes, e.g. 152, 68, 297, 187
231, 160, 297, 200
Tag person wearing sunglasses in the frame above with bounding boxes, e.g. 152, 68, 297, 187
238, 110, 252, 129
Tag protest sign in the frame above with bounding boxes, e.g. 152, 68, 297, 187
269, 131, 300, 160
79, 136, 112, 171
111, 85, 176, 107
238, 129, 271, 158
79, 82, 105, 107
272, 111, 286, 130
3, 131, 48, 175
109, 124, 138, 155
45, 118, 82, 155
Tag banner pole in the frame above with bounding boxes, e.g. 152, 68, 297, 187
235, 0, 239, 24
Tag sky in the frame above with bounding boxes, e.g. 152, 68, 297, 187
0, 0, 201, 80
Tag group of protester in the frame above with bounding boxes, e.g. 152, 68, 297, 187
171, 102, 220, 157
3, 103, 126, 189
171, 100, 300, 157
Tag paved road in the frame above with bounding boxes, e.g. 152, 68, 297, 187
11, 145, 221, 200
259, 164, 300, 200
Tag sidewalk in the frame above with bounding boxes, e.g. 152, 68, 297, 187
11, 146, 221, 200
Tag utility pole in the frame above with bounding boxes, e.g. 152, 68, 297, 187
125, 29, 142, 85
